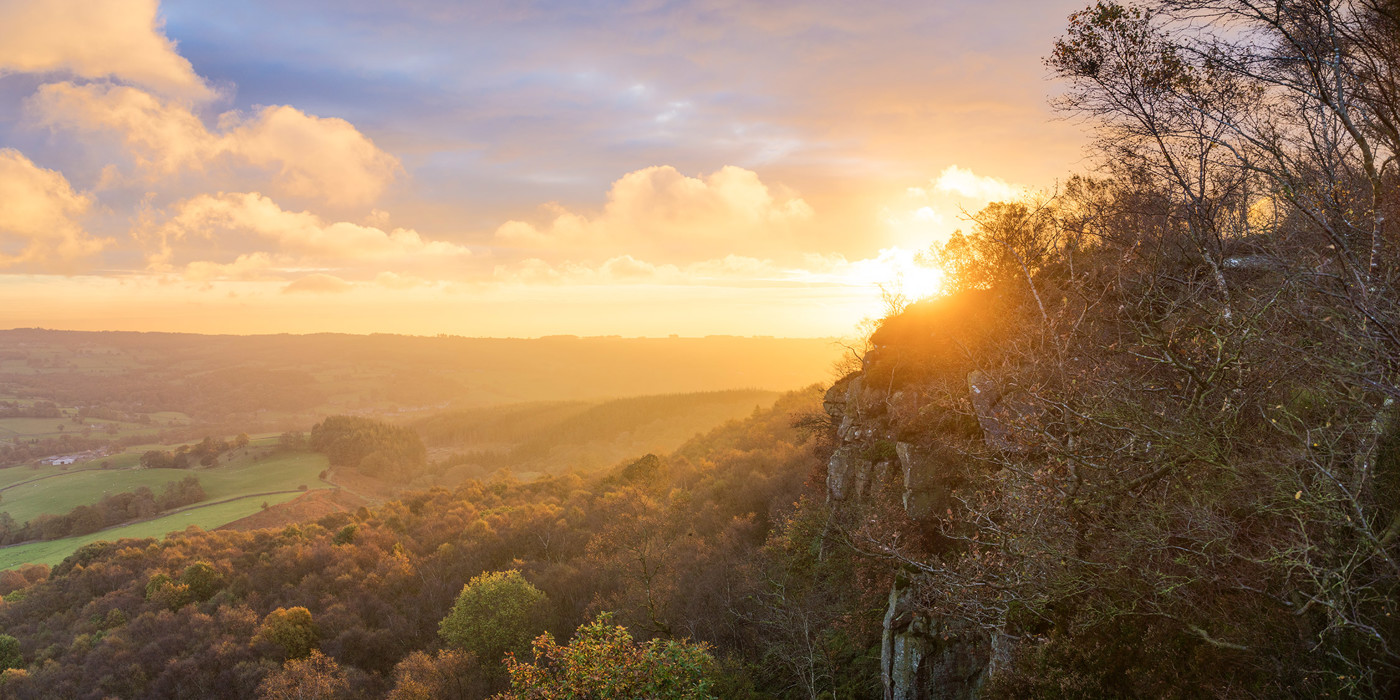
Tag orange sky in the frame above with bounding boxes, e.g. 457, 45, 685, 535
0, 0, 1089, 338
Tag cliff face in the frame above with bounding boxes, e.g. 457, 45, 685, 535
822, 292, 1026, 700
824, 369, 994, 700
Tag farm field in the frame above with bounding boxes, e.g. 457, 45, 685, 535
0, 451, 328, 525
0, 447, 330, 570
0, 492, 306, 569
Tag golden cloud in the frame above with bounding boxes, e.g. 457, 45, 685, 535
932, 164, 1022, 202
0, 148, 106, 271
30, 83, 401, 206
146, 192, 470, 268
182, 252, 277, 282
495, 165, 813, 262
0, 0, 213, 101
282, 273, 353, 294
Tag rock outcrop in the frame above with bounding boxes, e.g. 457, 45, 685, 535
825, 356, 1033, 698
881, 580, 992, 700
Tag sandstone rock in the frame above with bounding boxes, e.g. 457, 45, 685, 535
827, 445, 871, 502
883, 583, 991, 700
896, 442, 946, 520
824, 372, 860, 418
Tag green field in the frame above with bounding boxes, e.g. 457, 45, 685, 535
0, 448, 330, 570
0, 451, 327, 524
0, 492, 305, 569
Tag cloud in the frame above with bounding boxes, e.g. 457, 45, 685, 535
493, 253, 806, 287
182, 252, 276, 282
282, 273, 352, 294
374, 271, 432, 289
0, 0, 213, 101
146, 192, 470, 267
495, 165, 812, 263
29, 82, 401, 205
0, 148, 106, 270
932, 165, 1022, 202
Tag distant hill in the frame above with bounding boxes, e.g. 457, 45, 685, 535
0, 330, 841, 424
411, 389, 784, 479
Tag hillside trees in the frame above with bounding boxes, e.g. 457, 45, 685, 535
1045, 0, 1398, 689
310, 416, 426, 478
386, 650, 488, 700
501, 613, 716, 700
0, 385, 856, 698
819, 2, 1400, 695
257, 650, 353, 700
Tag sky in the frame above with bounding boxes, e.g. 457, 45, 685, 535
0, 0, 1089, 338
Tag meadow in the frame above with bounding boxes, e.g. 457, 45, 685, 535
0, 492, 305, 569
0, 444, 330, 569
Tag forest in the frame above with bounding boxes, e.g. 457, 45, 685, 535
0, 388, 879, 698
0, 0, 1396, 697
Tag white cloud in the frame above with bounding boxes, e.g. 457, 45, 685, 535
29, 82, 401, 206
932, 164, 1021, 202
0, 148, 106, 270
0, 0, 213, 101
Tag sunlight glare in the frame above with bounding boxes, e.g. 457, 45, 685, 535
893, 263, 945, 301
845, 246, 945, 303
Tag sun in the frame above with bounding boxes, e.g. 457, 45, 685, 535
893, 264, 945, 301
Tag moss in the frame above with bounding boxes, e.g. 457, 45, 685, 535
863, 440, 898, 463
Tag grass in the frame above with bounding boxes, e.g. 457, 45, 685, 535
0, 463, 73, 489
0, 451, 329, 524
0, 449, 331, 570
0, 417, 75, 440
0, 492, 305, 569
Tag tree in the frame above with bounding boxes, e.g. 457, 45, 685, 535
386, 650, 488, 700
180, 561, 223, 602
501, 613, 715, 699
254, 607, 319, 661
145, 572, 191, 611
257, 650, 350, 700
0, 635, 21, 671
438, 570, 547, 668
